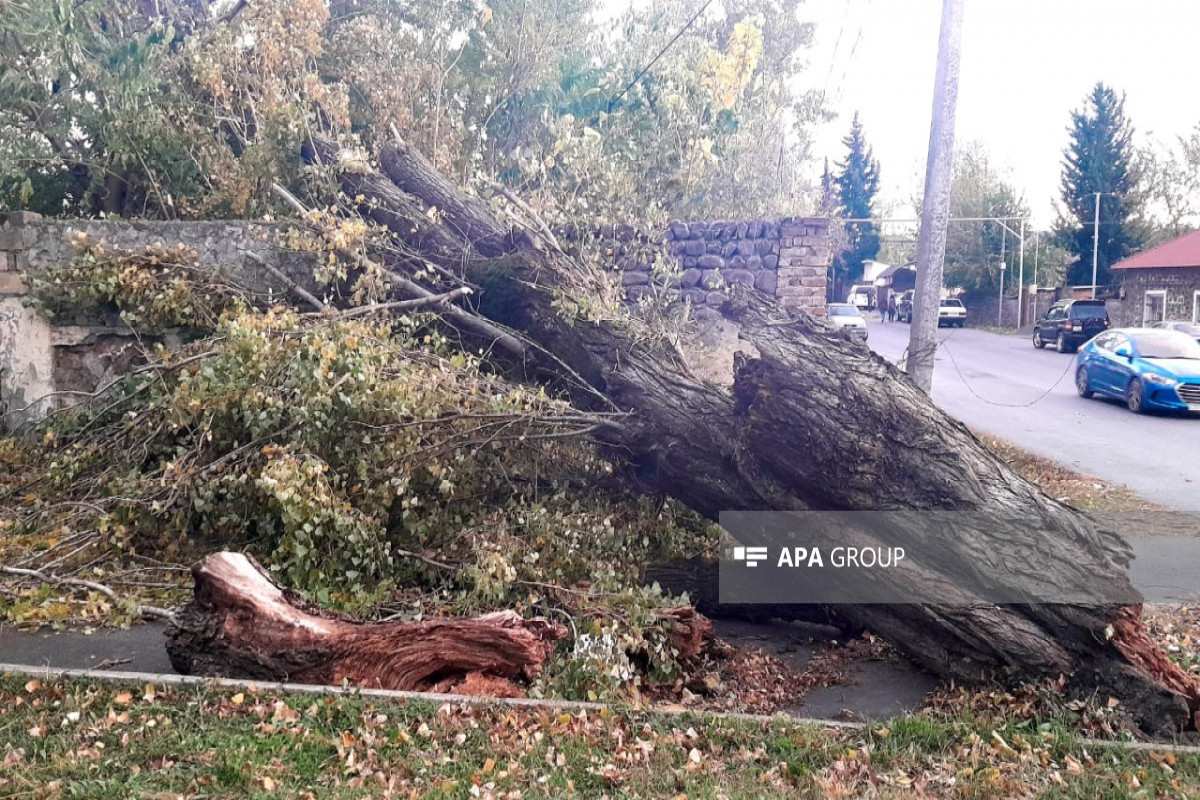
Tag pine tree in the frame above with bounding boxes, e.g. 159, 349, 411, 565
1057, 83, 1144, 287
819, 157, 837, 214
833, 113, 881, 296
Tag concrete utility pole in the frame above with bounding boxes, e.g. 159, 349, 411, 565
907, 0, 964, 394
1032, 231, 1040, 320
1033, 231, 1040, 287
1016, 219, 1025, 328
1091, 191, 1101, 298
998, 230, 1006, 327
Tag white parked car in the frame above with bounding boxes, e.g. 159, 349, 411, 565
937, 299, 967, 327
846, 284, 876, 310
827, 303, 868, 341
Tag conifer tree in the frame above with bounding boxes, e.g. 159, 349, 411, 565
833, 113, 881, 296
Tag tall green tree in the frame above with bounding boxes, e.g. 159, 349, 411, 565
832, 113, 880, 295
1056, 83, 1144, 286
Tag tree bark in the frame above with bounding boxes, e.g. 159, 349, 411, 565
311, 137, 1198, 735
165, 553, 566, 696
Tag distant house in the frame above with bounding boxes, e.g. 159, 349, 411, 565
844, 259, 918, 310
1112, 230, 1200, 325
874, 261, 917, 293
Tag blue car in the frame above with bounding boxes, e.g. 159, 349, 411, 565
1075, 328, 1200, 413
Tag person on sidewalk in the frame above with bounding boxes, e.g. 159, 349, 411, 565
887, 294, 897, 323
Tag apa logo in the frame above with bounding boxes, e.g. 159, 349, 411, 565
731, 546, 769, 567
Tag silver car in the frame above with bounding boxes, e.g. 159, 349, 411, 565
1152, 320, 1200, 343
827, 303, 868, 341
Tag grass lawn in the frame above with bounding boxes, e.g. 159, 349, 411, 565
1, 676, 1197, 799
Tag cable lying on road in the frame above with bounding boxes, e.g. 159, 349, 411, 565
890, 326, 1077, 409
939, 335, 1078, 408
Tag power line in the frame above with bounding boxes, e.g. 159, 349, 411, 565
892, 327, 1077, 409
820, 2, 852, 99
940, 336, 1077, 408
608, 0, 716, 112
830, 1, 868, 106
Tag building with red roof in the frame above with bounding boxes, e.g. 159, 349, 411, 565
1112, 229, 1200, 325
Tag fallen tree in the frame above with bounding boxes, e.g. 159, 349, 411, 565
166, 552, 567, 695
303, 134, 1197, 734
166, 552, 717, 696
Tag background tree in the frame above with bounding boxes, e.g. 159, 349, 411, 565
1055, 83, 1145, 287
1, 0, 826, 228
832, 113, 880, 298
0, 0, 339, 218
1024, 235, 1071, 291
1137, 124, 1200, 245
941, 142, 1028, 297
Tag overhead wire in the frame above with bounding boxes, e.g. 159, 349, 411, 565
608, 0, 716, 112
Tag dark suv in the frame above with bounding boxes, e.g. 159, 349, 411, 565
1032, 300, 1110, 353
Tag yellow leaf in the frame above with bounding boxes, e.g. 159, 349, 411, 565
261, 776, 276, 791
113, 692, 133, 706
231, 693, 245, 707
482, 758, 495, 774
272, 701, 300, 722
143, 683, 156, 702
24, 680, 39, 693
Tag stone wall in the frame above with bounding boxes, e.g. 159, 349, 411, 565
1, 212, 830, 430
0, 213, 322, 430
1115, 267, 1200, 327
22, 217, 318, 297
619, 216, 830, 318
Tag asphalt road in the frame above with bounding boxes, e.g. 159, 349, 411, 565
866, 318, 1200, 513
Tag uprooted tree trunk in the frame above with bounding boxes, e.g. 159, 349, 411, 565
166, 552, 566, 696
306, 136, 1198, 735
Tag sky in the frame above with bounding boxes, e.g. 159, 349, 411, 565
796, 0, 1200, 230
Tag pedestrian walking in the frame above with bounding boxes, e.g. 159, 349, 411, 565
887, 294, 897, 323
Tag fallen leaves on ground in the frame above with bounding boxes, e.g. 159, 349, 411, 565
3, 676, 1197, 799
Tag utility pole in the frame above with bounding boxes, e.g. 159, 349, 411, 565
1033, 231, 1040, 289
1091, 191, 1101, 299
907, 0, 964, 393
1016, 219, 1025, 327
998, 230, 1006, 327
1032, 231, 1041, 322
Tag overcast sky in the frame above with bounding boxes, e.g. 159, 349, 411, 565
797, 0, 1200, 230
